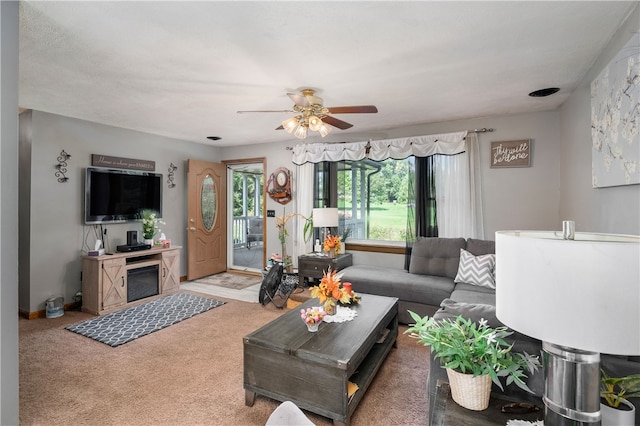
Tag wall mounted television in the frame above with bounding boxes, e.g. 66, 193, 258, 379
84, 167, 163, 224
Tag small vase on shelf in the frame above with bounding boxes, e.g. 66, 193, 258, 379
328, 248, 336, 259
144, 238, 153, 246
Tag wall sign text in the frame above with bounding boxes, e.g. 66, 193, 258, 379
490, 140, 531, 168
91, 154, 155, 171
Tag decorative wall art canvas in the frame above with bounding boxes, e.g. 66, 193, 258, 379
591, 32, 640, 188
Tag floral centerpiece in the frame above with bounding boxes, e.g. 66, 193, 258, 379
301, 306, 326, 325
323, 234, 342, 258
309, 267, 355, 315
140, 209, 164, 241
300, 306, 326, 332
405, 311, 541, 410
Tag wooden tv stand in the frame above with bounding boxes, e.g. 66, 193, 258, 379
81, 246, 181, 315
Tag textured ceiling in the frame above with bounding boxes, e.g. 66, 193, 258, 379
19, 1, 635, 147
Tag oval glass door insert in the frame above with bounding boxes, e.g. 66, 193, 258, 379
201, 174, 216, 231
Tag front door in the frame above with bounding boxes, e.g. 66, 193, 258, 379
187, 160, 227, 280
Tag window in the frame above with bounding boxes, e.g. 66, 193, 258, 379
314, 157, 415, 243
301, 131, 482, 246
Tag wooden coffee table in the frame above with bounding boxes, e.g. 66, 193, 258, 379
243, 293, 398, 426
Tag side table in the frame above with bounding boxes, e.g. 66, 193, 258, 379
297, 253, 353, 288
430, 380, 543, 426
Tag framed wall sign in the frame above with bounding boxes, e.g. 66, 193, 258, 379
92, 154, 155, 171
490, 140, 531, 168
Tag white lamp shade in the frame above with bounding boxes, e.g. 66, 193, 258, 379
312, 208, 339, 228
495, 230, 640, 355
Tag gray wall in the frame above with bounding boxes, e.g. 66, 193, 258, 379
559, 4, 640, 235
1, 1, 20, 424
20, 111, 220, 313
22, 0, 639, 311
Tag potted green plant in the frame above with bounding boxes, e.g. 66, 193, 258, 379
140, 209, 164, 244
600, 369, 640, 426
405, 311, 541, 411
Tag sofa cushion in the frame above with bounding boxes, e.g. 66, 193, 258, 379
454, 248, 496, 289
449, 286, 496, 305
409, 237, 466, 279
466, 238, 495, 255
435, 298, 502, 328
340, 265, 455, 307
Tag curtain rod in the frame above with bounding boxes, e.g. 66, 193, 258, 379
285, 128, 495, 149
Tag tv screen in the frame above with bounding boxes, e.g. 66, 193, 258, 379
84, 167, 162, 224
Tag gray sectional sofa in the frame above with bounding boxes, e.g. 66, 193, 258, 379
340, 237, 640, 423
340, 237, 494, 324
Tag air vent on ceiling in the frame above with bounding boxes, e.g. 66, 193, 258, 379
529, 88, 560, 97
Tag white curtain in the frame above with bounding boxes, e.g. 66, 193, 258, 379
292, 162, 314, 266
434, 133, 485, 239
291, 130, 484, 241
291, 131, 467, 164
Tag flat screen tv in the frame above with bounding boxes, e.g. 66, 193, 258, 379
84, 167, 162, 224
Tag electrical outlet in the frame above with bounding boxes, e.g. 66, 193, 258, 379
267, 210, 276, 217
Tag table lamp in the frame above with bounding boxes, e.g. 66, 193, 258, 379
496, 224, 640, 425
312, 207, 339, 254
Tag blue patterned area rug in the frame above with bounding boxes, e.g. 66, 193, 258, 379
66, 293, 225, 347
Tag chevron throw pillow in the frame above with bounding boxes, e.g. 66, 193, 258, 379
454, 248, 496, 289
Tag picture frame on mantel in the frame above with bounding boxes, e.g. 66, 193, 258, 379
490, 140, 531, 168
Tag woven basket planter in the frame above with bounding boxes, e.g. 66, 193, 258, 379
446, 368, 492, 411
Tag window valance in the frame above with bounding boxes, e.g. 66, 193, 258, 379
291, 131, 467, 165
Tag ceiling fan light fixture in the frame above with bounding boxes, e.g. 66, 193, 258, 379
294, 124, 308, 139
308, 115, 323, 131
282, 116, 299, 134
318, 122, 332, 137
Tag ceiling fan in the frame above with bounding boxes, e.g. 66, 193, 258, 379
237, 89, 378, 139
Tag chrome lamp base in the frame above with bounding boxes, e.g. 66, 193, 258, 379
543, 342, 601, 425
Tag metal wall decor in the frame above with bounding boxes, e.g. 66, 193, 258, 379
167, 163, 177, 188
55, 150, 71, 182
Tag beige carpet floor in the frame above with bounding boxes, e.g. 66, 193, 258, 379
19, 291, 430, 425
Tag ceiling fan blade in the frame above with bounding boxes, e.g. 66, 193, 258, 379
326, 105, 378, 114
237, 110, 295, 114
287, 93, 309, 107
322, 116, 353, 130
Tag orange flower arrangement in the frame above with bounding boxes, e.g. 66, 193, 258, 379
323, 234, 342, 254
310, 267, 352, 312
